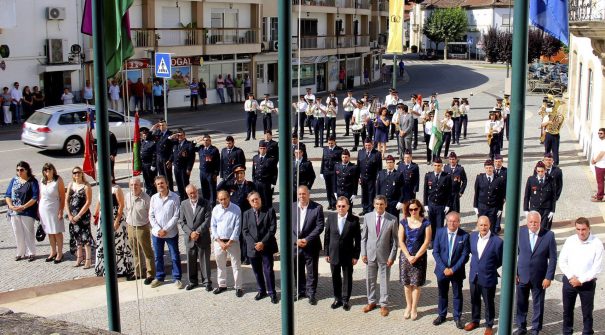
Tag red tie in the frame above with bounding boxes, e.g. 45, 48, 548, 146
376, 215, 382, 236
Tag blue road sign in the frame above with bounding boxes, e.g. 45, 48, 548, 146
467, 37, 474, 45
155, 53, 171, 78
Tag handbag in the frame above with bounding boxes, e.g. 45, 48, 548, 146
35, 223, 46, 242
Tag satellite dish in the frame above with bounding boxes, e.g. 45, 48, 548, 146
71, 44, 82, 54
0, 45, 10, 58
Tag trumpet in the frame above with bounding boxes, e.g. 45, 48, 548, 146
487, 124, 494, 146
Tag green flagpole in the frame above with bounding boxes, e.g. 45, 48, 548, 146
91, 0, 121, 331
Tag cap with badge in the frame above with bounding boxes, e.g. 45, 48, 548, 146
233, 164, 246, 173
484, 159, 494, 166
258, 141, 267, 148
385, 155, 395, 162
448, 152, 458, 159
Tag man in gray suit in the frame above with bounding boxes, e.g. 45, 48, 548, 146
397, 103, 414, 157
179, 184, 213, 291
361, 195, 399, 317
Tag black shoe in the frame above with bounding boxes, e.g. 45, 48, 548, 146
433, 316, 446, 326
126, 274, 136, 281
297, 293, 307, 300
28, 255, 36, 262
455, 319, 465, 329
252, 137, 256, 140
242, 260, 250, 265
270, 295, 279, 304
513, 329, 527, 335
205, 284, 213, 292
343, 301, 351, 311
144, 277, 154, 285
53, 257, 63, 264
331, 300, 343, 309
185, 283, 198, 291
46, 255, 56, 262
235, 289, 244, 297
328, 206, 335, 210
351, 147, 357, 151
413, 146, 417, 150
308, 296, 317, 305
213, 287, 227, 295
344, 133, 349, 136
245, 138, 250, 141
255, 292, 268, 301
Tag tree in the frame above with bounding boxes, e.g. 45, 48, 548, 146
480, 28, 561, 63
423, 7, 468, 60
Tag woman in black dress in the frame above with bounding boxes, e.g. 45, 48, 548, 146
65, 166, 94, 269
198, 78, 207, 106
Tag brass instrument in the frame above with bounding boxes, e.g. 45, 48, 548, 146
545, 100, 564, 135
326, 105, 336, 118
305, 99, 314, 116
487, 124, 494, 146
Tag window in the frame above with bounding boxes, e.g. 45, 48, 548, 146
257, 64, 265, 82
108, 111, 124, 123
586, 69, 593, 121
502, 14, 511, 26
292, 64, 315, 87
577, 63, 583, 110
58, 112, 87, 125
300, 19, 318, 36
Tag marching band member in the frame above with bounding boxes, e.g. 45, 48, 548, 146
292, 95, 308, 139
436, 110, 453, 159
541, 100, 564, 166
259, 94, 275, 133
244, 93, 260, 141
312, 97, 327, 148
325, 98, 338, 140
451, 98, 461, 145
342, 90, 357, 136
351, 100, 370, 151
460, 98, 470, 140
485, 109, 503, 161
304, 88, 316, 136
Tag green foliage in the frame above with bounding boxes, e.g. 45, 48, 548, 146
423, 7, 468, 50
480, 27, 563, 63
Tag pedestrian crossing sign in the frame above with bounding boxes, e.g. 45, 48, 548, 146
155, 53, 171, 78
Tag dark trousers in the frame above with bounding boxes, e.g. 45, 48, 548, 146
424, 133, 433, 163
153, 95, 163, 114
452, 117, 461, 143
353, 127, 367, 149
330, 263, 354, 302
307, 115, 314, 135
535, 208, 553, 231
255, 181, 273, 210
250, 253, 276, 295
325, 117, 336, 139
478, 206, 499, 233
428, 204, 446, 241
313, 117, 325, 147
438, 277, 464, 320
173, 167, 190, 201
504, 117, 510, 139
142, 163, 156, 196
437, 132, 451, 158
489, 133, 501, 161
544, 133, 560, 165
294, 113, 307, 139
145, 94, 153, 112
134, 95, 144, 111
262, 113, 272, 132
156, 157, 174, 191
413, 119, 419, 148
595, 166, 605, 199
325, 173, 337, 207
562, 277, 596, 335
361, 178, 377, 213
461, 115, 468, 138
516, 281, 546, 331
450, 195, 461, 213
190, 95, 198, 110
344, 111, 353, 135
152, 235, 181, 281
199, 172, 217, 205
246, 112, 257, 140
470, 280, 496, 327
186, 243, 211, 286
294, 252, 319, 296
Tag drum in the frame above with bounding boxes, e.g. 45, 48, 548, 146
351, 123, 363, 134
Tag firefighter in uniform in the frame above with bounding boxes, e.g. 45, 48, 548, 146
140, 127, 157, 196
473, 159, 506, 234
444, 152, 467, 213
292, 133, 307, 160
397, 149, 420, 202
321, 136, 343, 210
423, 157, 452, 243
263, 130, 279, 162
252, 141, 278, 210
293, 148, 316, 201
357, 138, 382, 215
196, 134, 220, 205
376, 155, 405, 218
493, 154, 507, 232
151, 120, 174, 191
541, 152, 563, 202
334, 149, 360, 215
524, 161, 557, 230
220, 135, 246, 181
168, 128, 196, 201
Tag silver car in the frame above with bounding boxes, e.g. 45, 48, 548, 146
21, 104, 153, 155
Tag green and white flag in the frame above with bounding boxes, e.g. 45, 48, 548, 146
429, 111, 443, 155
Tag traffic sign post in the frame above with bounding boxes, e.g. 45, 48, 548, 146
155, 53, 172, 123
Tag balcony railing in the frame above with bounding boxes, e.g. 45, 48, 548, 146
355, 35, 370, 47
377, 0, 388, 11
131, 28, 259, 48
291, 35, 370, 49
357, 0, 371, 9
569, 0, 605, 21
292, 0, 337, 6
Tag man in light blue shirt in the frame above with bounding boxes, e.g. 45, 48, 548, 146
149, 175, 183, 289
211, 189, 243, 297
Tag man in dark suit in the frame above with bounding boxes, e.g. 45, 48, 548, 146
493, 154, 507, 232
168, 128, 195, 201
262, 130, 279, 162
444, 152, 467, 213
423, 158, 452, 242
252, 141, 278, 210
464, 216, 503, 335
376, 155, 405, 218
242, 191, 278, 304
324, 197, 361, 311
196, 134, 220, 205
523, 161, 557, 230
432, 211, 470, 329
335, 149, 360, 215
293, 148, 316, 201
541, 153, 563, 201
152, 120, 174, 190
292, 133, 307, 160
321, 136, 343, 210
293, 185, 325, 305
357, 138, 383, 215
140, 128, 157, 195
178, 184, 213, 291
397, 149, 420, 202
473, 159, 506, 234
514, 211, 557, 335
220, 136, 246, 181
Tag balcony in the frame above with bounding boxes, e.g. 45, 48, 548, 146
569, 0, 605, 22
292, 36, 337, 50
292, 0, 336, 7
375, 0, 388, 13
336, 0, 371, 9
132, 28, 205, 48
569, 0, 605, 65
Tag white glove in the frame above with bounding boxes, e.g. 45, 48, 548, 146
444, 206, 450, 213
547, 212, 554, 220
424, 206, 429, 212
320, 174, 324, 180
497, 210, 502, 217
150, 166, 156, 172
396, 202, 403, 210
350, 195, 356, 202
473, 208, 478, 215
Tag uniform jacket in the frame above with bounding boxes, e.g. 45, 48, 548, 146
321, 145, 343, 175
217, 179, 256, 213
523, 175, 557, 212
153, 129, 173, 161
140, 139, 157, 166
197, 144, 220, 176
537, 166, 563, 201
324, 212, 361, 265
433, 227, 471, 281
252, 155, 278, 185
494, 166, 507, 180
335, 162, 360, 197
294, 158, 316, 189
264, 139, 279, 162
473, 173, 506, 210
357, 149, 382, 181
220, 146, 246, 180
423, 171, 452, 206
376, 169, 405, 205
444, 164, 468, 196
178, 198, 212, 248
170, 139, 195, 171
292, 142, 308, 160
516, 226, 557, 286
242, 207, 278, 258
397, 161, 420, 201
469, 231, 503, 288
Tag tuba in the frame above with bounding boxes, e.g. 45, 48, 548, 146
545, 99, 564, 135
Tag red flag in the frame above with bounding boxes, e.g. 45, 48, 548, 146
132, 112, 142, 176
82, 113, 97, 180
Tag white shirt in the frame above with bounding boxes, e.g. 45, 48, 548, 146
593, 137, 605, 168
424, 120, 433, 135
312, 103, 326, 118
343, 96, 357, 111
485, 120, 503, 134
558, 233, 604, 283
295, 101, 308, 113
149, 191, 181, 238
304, 93, 315, 103
108, 85, 120, 100
61, 92, 74, 104
352, 107, 369, 125
325, 96, 338, 106
338, 214, 346, 234
9, 87, 22, 103
477, 230, 491, 259
441, 118, 454, 132
298, 204, 308, 233
245, 99, 259, 112
259, 99, 274, 113
411, 103, 422, 119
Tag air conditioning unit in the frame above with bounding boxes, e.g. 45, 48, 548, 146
271, 40, 278, 51
47, 39, 68, 64
47, 7, 66, 20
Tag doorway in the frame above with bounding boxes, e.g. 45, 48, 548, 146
43, 71, 65, 106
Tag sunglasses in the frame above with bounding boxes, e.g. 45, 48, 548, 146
72, 171, 82, 175
409, 207, 420, 212
336, 205, 347, 208
16, 168, 25, 172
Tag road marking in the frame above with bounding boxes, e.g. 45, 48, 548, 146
0, 146, 37, 153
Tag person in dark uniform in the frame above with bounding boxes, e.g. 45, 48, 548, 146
252, 141, 278, 210
151, 120, 174, 191
444, 152, 467, 214
473, 159, 506, 234
196, 134, 220, 205
140, 128, 157, 196
397, 149, 420, 203
357, 138, 382, 215
493, 154, 507, 232
293, 149, 316, 201
292, 133, 307, 160
541, 153, 563, 202
168, 128, 195, 201
376, 155, 405, 218
220, 136, 246, 181
262, 130, 279, 162
524, 161, 557, 230
217, 164, 256, 265
423, 158, 452, 243
321, 136, 343, 210
334, 149, 360, 215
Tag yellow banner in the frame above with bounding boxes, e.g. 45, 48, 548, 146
386, 0, 404, 54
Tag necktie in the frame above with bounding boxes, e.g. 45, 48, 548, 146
530, 233, 537, 252
376, 215, 382, 236
227, 149, 231, 156
539, 178, 543, 185
260, 156, 264, 163
367, 151, 370, 158
448, 232, 455, 265
255, 210, 259, 226
436, 173, 440, 180
488, 176, 492, 184
388, 171, 391, 176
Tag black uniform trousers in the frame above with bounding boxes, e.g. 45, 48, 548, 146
504, 117, 510, 140
470, 279, 497, 327
313, 117, 325, 147
325, 173, 337, 208
251, 253, 276, 295
190, 95, 198, 111
452, 117, 462, 144
294, 251, 319, 297
361, 178, 377, 214
516, 281, 546, 332
254, 181, 273, 210
262, 113, 272, 132
461, 115, 468, 138
199, 172, 217, 205
331, 263, 354, 302
544, 133, 560, 165
343, 111, 353, 135
246, 111, 258, 140
535, 208, 553, 231
424, 133, 433, 163
142, 163, 156, 196
156, 158, 174, 191
478, 206, 499, 234
352, 127, 367, 150
489, 133, 501, 161
325, 117, 336, 139
307, 115, 314, 135
186, 243, 211, 286
562, 277, 596, 335
428, 204, 446, 241
437, 132, 451, 158
295, 113, 307, 139
413, 118, 419, 149
173, 166, 190, 201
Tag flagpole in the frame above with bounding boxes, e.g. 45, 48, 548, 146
163, 78, 168, 123
91, 0, 121, 331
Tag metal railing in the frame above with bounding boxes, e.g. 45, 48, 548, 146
377, 0, 388, 11
206, 28, 259, 45
357, 0, 371, 9
569, 0, 605, 21
292, 0, 336, 6
291, 35, 370, 49
355, 35, 370, 46
131, 28, 259, 48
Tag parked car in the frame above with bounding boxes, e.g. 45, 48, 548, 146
21, 104, 153, 156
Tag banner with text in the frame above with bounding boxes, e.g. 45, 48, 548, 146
386, 0, 404, 54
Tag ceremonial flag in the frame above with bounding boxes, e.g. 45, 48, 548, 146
530, 0, 569, 45
82, 0, 134, 78
82, 111, 97, 180
428, 109, 443, 156
386, 0, 404, 54
132, 112, 142, 176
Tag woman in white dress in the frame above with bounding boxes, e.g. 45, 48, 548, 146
39, 163, 66, 263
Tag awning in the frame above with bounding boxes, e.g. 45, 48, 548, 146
38, 63, 81, 73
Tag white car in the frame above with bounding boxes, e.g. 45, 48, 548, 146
21, 104, 153, 156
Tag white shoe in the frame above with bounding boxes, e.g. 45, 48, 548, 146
174, 280, 184, 289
